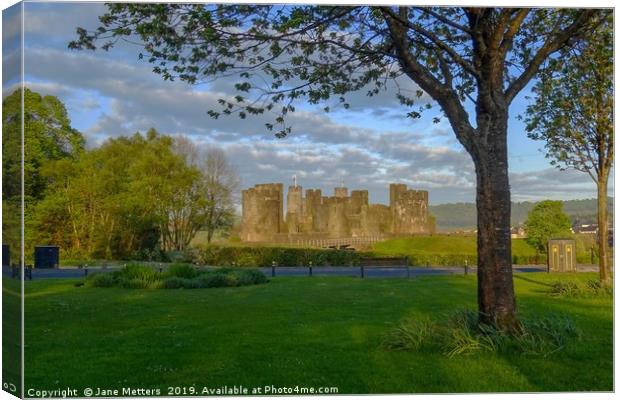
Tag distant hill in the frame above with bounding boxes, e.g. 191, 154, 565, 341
430, 198, 614, 232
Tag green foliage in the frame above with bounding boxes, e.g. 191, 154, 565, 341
114, 263, 160, 283
524, 15, 613, 180
194, 245, 363, 267
198, 273, 229, 288
550, 280, 612, 298
381, 318, 436, 351
31, 130, 211, 260
2, 88, 85, 255
85, 264, 267, 290
524, 201, 573, 253
383, 309, 581, 359
84, 273, 117, 288
165, 263, 199, 279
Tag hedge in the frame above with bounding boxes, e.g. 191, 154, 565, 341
190, 245, 366, 267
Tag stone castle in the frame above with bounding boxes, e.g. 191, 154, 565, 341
241, 182, 432, 242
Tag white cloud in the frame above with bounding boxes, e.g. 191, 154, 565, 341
17, 3, 611, 205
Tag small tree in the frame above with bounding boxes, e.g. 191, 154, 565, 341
524, 15, 613, 285
524, 201, 572, 260
201, 148, 240, 243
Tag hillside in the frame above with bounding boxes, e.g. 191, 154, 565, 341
430, 197, 614, 231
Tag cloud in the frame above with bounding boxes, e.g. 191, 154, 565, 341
18, 2, 612, 206
509, 168, 602, 202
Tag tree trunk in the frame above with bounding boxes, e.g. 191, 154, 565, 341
597, 173, 611, 285
472, 115, 519, 331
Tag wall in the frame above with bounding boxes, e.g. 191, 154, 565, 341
241, 183, 431, 242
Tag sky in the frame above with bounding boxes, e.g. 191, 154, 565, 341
2, 1, 614, 206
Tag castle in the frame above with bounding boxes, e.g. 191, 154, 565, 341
241, 182, 432, 243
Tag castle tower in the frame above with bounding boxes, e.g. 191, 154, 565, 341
389, 183, 429, 234
334, 186, 348, 198
286, 185, 303, 234
241, 183, 284, 242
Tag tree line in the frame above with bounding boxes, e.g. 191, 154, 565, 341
2, 88, 238, 262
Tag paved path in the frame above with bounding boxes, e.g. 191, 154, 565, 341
2, 264, 600, 280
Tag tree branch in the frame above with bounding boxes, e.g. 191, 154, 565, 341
382, 6, 476, 154
380, 6, 480, 79
505, 10, 598, 102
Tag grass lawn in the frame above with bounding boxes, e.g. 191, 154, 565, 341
23, 273, 612, 394
372, 235, 594, 265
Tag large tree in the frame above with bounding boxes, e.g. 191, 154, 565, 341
34, 129, 208, 259
3, 88, 85, 256
524, 15, 613, 285
70, 5, 608, 330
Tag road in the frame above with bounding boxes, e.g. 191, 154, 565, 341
2, 264, 599, 280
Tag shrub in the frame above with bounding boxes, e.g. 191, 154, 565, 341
238, 268, 268, 285
550, 281, 581, 297
115, 263, 160, 283
87, 265, 268, 290
85, 273, 117, 288
163, 277, 187, 289
383, 309, 580, 359
549, 280, 612, 298
193, 245, 362, 268
381, 318, 436, 351
199, 273, 230, 288
166, 263, 199, 279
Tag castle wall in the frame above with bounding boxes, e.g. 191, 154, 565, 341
240, 183, 284, 242
241, 182, 430, 242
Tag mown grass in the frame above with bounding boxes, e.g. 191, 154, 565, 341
23, 273, 611, 394
373, 235, 594, 265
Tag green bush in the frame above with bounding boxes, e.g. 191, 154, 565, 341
118, 277, 161, 289
199, 273, 230, 288
193, 245, 363, 268
86, 264, 268, 290
85, 273, 117, 288
163, 277, 188, 289
115, 263, 160, 283
238, 268, 269, 285
383, 309, 580, 358
166, 263, 198, 279
381, 318, 436, 351
550, 280, 612, 298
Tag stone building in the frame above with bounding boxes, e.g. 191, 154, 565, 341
241, 182, 433, 242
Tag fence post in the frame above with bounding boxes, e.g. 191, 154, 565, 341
271, 261, 276, 277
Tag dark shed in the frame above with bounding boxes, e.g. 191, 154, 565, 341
2, 244, 9, 267
34, 246, 60, 269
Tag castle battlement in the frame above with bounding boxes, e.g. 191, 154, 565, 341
241, 183, 433, 242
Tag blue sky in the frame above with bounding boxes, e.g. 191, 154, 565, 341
2, 1, 613, 205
